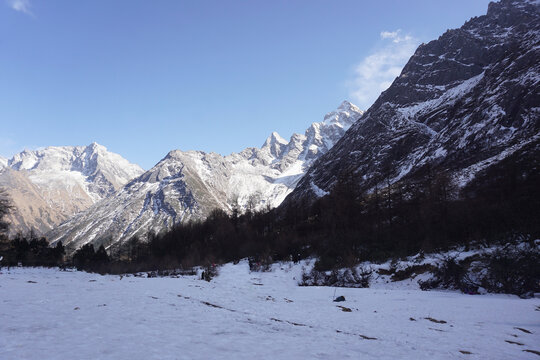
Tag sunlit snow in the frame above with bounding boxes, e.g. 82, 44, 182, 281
1, 262, 538, 360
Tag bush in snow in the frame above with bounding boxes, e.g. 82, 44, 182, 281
480, 246, 539, 296
418, 256, 470, 292
299, 266, 372, 288
390, 263, 436, 282
248, 255, 273, 272
419, 243, 540, 296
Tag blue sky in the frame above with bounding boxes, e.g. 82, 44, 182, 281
1, 0, 492, 169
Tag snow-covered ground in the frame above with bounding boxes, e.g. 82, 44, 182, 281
1, 262, 539, 360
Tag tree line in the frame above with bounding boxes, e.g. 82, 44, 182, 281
69, 152, 539, 274
0, 152, 538, 277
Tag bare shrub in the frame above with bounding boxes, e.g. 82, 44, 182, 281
299, 265, 372, 288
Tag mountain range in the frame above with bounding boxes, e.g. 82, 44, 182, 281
45, 101, 362, 251
2, 0, 538, 256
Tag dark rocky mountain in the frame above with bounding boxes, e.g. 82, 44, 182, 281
286, 0, 540, 205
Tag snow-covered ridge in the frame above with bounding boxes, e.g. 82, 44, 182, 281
48, 101, 363, 251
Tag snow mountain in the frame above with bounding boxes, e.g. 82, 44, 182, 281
0, 143, 144, 235
286, 0, 540, 205
48, 101, 363, 252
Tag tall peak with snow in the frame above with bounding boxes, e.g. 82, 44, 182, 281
323, 101, 363, 126
261, 131, 288, 158
337, 100, 360, 112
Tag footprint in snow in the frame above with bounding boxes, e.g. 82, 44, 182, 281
428, 327, 446, 332
425, 317, 447, 324
514, 327, 533, 334
505, 340, 524, 346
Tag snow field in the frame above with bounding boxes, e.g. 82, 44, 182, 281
1, 261, 539, 360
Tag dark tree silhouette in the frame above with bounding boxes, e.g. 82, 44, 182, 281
0, 189, 13, 240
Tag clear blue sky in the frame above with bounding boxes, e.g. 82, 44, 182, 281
1, 0, 492, 169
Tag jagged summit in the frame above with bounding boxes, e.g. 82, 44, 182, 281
88, 141, 103, 148
337, 100, 360, 112
264, 131, 288, 145
323, 101, 361, 126
261, 131, 288, 159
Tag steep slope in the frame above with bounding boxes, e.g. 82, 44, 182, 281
287, 0, 540, 204
1, 143, 144, 235
49, 102, 363, 251
0, 168, 67, 235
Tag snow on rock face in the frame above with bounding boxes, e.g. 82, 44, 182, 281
1, 143, 144, 235
48, 102, 363, 252
262, 132, 288, 159
287, 0, 540, 204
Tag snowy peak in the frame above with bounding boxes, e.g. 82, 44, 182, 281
261, 132, 288, 159
323, 101, 362, 129
263, 132, 288, 147
0, 156, 7, 169
332, 100, 364, 119
301, 101, 363, 160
